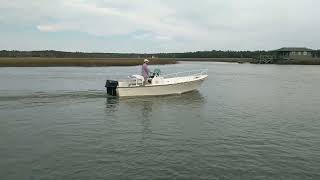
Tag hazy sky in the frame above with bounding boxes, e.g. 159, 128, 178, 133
0, 0, 319, 53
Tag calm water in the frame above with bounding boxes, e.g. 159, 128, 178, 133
1, 62, 320, 179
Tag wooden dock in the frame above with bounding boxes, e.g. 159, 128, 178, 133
258, 55, 275, 64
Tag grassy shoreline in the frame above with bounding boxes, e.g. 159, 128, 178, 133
0, 58, 176, 67
275, 59, 320, 65
0, 57, 252, 67
173, 58, 254, 63
1, 57, 319, 66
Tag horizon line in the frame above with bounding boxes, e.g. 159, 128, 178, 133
2, 47, 319, 54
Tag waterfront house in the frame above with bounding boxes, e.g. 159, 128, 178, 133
274, 47, 315, 60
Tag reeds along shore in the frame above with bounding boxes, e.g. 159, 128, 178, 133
0, 58, 177, 67
1, 57, 319, 67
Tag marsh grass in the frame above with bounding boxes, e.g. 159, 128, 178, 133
275, 58, 320, 65
0, 58, 177, 67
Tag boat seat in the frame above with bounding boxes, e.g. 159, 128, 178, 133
128, 74, 145, 86
129, 74, 144, 81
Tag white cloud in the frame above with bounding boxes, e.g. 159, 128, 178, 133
0, 0, 320, 52
37, 24, 63, 32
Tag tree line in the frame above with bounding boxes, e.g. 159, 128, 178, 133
1, 50, 319, 59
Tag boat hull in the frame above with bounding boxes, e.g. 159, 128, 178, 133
117, 76, 207, 97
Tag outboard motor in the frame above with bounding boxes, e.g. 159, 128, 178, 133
105, 80, 118, 96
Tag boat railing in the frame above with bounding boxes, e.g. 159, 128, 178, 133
106, 69, 208, 87
162, 69, 208, 78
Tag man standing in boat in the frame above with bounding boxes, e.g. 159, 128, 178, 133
142, 59, 151, 84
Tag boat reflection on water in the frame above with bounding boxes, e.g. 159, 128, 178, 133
105, 90, 206, 116
105, 91, 206, 140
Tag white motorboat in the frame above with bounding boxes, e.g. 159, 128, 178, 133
105, 69, 208, 97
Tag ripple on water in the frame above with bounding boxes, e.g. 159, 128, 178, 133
1, 64, 320, 179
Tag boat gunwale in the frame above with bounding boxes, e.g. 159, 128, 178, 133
117, 75, 208, 89
114, 69, 208, 82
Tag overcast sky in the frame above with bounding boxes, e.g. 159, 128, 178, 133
0, 0, 319, 53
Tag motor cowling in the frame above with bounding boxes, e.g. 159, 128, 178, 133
105, 80, 118, 96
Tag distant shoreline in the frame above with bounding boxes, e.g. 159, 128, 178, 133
0, 58, 176, 67
0, 57, 252, 67
1, 57, 320, 67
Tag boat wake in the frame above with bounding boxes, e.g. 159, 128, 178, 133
0, 90, 108, 110
0, 90, 107, 101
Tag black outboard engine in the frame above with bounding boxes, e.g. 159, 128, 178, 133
105, 80, 118, 96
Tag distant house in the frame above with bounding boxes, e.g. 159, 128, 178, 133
274, 47, 315, 60
258, 47, 320, 64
